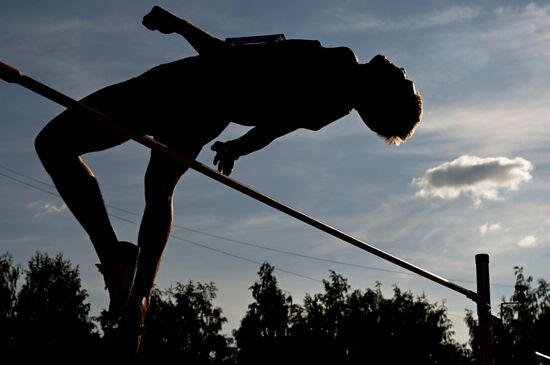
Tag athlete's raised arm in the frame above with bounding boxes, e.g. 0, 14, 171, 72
142, 6, 227, 55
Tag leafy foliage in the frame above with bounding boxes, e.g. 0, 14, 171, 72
9, 251, 550, 364
4, 252, 100, 360
237, 264, 471, 364
0, 253, 20, 352
135, 281, 235, 364
233, 263, 294, 364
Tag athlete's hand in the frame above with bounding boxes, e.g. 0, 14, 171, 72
142, 6, 179, 34
211, 141, 239, 176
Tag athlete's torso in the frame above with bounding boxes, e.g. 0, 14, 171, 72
137, 40, 357, 129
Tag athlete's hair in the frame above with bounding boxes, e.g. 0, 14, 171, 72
356, 55, 423, 145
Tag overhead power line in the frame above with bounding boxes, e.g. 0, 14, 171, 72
0, 162, 514, 289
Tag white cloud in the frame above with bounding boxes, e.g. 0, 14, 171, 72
479, 222, 503, 236
30, 202, 67, 216
517, 235, 537, 248
412, 155, 533, 206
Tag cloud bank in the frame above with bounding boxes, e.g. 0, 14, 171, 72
412, 155, 533, 206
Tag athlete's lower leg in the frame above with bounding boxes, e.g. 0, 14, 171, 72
35, 145, 118, 262
34, 109, 129, 263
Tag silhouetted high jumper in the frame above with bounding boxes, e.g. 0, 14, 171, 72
34, 6, 422, 353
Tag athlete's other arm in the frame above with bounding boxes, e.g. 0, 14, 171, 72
142, 6, 226, 54
211, 124, 300, 175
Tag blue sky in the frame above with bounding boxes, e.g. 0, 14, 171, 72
2, 0, 550, 344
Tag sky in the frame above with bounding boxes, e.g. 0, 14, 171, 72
2, 0, 550, 345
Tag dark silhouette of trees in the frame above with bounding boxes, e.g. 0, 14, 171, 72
233, 262, 295, 364
236, 264, 471, 365
375, 285, 472, 364
289, 269, 352, 363
4, 252, 100, 360
1, 249, 235, 362
10, 250, 550, 364
0, 253, 19, 317
0, 252, 475, 363
134, 281, 235, 363
0, 253, 20, 353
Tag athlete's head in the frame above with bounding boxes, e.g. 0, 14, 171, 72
355, 55, 423, 145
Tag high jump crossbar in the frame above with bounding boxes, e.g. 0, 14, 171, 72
0, 60, 480, 301
0, 60, 493, 363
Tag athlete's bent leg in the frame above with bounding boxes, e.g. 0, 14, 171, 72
120, 147, 200, 354
35, 108, 130, 261
134, 148, 200, 297
34, 105, 137, 316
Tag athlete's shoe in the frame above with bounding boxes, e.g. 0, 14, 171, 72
119, 294, 150, 355
96, 241, 139, 318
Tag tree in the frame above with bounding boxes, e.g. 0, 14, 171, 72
234, 262, 294, 365
375, 285, 471, 364
135, 281, 235, 364
289, 270, 350, 363
13, 252, 100, 360
0, 253, 19, 318
0, 253, 20, 353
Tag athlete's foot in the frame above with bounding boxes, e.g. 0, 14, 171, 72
119, 294, 150, 355
96, 241, 139, 318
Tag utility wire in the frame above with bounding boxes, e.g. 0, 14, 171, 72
109, 212, 321, 282
109, 204, 418, 276
0, 169, 492, 322
0, 162, 515, 289
1, 162, 520, 322
0, 166, 320, 282
0, 163, 417, 278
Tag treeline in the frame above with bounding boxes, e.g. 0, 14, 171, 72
0, 251, 549, 364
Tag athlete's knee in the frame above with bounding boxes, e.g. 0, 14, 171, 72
34, 122, 77, 173
144, 178, 176, 206
143, 155, 187, 204
34, 126, 56, 163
